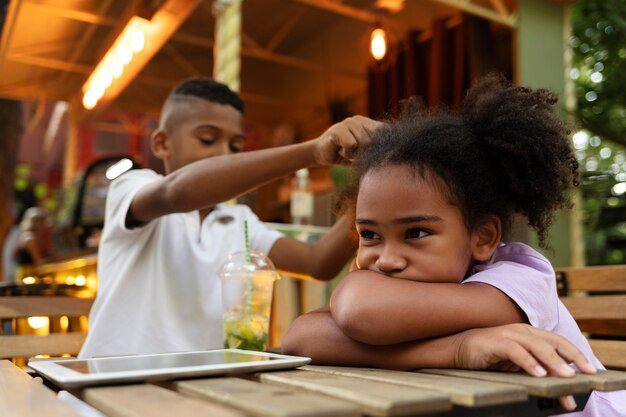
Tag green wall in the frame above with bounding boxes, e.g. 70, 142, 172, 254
517, 0, 571, 267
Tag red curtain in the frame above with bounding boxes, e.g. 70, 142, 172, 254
368, 14, 513, 118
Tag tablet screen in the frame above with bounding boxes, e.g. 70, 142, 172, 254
59, 350, 275, 374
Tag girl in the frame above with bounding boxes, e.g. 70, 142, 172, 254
282, 74, 625, 416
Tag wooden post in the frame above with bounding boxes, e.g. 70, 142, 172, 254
63, 100, 80, 188
0, 99, 23, 282
212, 0, 242, 92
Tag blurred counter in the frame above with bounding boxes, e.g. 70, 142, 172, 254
13, 223, 349, 348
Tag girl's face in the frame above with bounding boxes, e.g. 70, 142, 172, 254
355, 164, 476, 283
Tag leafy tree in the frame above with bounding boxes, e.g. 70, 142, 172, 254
570, 0, 626, 264
571, 0, 626, 147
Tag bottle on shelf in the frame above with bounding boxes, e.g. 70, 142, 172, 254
290, 168, 313, 225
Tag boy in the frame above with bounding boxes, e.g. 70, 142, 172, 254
79, 78, 380, 358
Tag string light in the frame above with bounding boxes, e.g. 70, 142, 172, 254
82, 16, 150, 110
370, 28, 388, 61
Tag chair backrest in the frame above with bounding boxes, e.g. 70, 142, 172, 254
555, 265, 626, 370
0, 296, 93, 362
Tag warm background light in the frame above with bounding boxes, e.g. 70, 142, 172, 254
370, 28, 387, 61
82, 16, 150, 110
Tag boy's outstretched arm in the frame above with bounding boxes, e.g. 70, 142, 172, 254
269, 215, 358, 281
330, 270, 527, 345
127, 116, 381, 226
282, 308, 596, 376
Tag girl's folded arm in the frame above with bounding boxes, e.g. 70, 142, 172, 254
281, 308, 595, 379
281, 308, 459, 370
330, 270, 526, 345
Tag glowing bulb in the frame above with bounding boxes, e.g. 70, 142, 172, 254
105, 158, 134, 180
83, 90, 98, 110
98, 71, 113, 89
119, 46, 133, 64
111, 60, 123, 78
60, 316, 69, 331
22, 276, 36, 285
370, 28, 387, 61
92, 85, 105, 100
129, 29, 145, 53
75, 275, 86, 286
28, 316, 49, 329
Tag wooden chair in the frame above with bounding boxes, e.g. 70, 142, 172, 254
0, 296, 93, 364
555, 265, 626, 370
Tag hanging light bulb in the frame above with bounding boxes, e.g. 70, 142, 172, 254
370, 28, 388, 61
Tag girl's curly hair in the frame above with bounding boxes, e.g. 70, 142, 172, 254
338, 73, 579, 248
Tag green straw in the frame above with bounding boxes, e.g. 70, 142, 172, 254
244, 220, 251, 264
244, 220, 253, 313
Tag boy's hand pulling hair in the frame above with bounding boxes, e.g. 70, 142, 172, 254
314, 116, 383, 166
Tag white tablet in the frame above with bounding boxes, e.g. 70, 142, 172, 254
28, 349, 311, 388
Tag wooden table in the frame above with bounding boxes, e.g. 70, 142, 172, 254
3, 359, 626, 417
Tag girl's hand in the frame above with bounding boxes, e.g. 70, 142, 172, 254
455, 323, 596, 375
313, 116, 382, 166
454, 323, 597, 412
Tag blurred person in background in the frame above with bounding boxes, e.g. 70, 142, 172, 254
12, 207, 50, 280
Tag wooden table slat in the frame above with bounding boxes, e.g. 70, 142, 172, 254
83, 383, 246, 417
420, 369, 591, 397
301, 365, 528, 407
259, 369, 452, 417
175, 376, 361, 417
0, 360, 81, 417
576, 369, 626, 391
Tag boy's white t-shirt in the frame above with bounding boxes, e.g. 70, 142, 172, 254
79, 169, 283, 358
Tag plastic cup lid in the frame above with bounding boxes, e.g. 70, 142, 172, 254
218, 250, 278, 279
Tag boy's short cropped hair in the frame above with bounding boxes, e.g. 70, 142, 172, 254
168, 77, 244, 114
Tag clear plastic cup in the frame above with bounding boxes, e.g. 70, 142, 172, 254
218, 250, 279, 351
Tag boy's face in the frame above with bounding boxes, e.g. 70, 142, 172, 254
157, 97, 245, 173
355, 164, 476, 283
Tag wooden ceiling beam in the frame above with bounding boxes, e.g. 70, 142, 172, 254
57, 0, 119, 88
25, 1, 117, 26
7, 53, 91, 74
172, 32, 214, 48
265, 8, 304, 52
9, 38, 76, 56
426, 0, 517, 28
294, 0, 407, 33
0, 74, 67, 96
171, 32, 363, 78
163, 44, 203, 76
0, 0, 24, 74
489, 0, 510, 16
294, 0, 377, 23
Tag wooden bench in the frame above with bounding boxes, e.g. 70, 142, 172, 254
555, 265, 626, 370
0, 296, 93, 364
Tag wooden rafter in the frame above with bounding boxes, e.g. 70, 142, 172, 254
0, 0, 23, 74
9, 38, 76, 56
170, 32, 362, 78
164, 44, 203, 76
265, 8, 304, 52
489, 0, 509, 16
56, 0, 119, 88
296, 0, 516, 28
295, 0, 377, 23
25, 1, 116, 26
7, 53, 91, 74
427, 0, 517, 28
